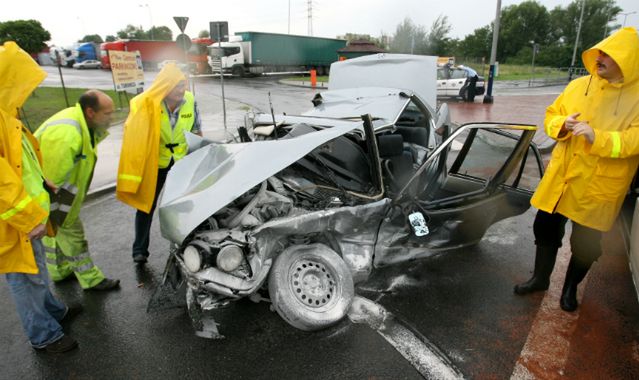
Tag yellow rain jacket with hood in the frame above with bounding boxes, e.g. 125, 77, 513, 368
531, 27, 639, 231
116, 64, 185, 213
0, 41, 49, 274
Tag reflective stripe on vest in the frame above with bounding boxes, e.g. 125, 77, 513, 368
158, 92, 195, 168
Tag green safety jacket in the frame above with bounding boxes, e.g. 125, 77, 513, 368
35, 104, 108, 228
158, 91, 195, 168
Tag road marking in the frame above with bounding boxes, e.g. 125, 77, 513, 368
510, 245, 587, 379
348, 296, 464, 379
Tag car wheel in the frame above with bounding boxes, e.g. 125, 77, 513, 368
268, 243, 354, 331
460, 88, 468, 101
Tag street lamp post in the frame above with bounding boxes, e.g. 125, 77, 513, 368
139, 4, 154, 40
483, 0, 502, 104
620, 11, 637, 27
569, 0, 586, 82
529, 41, 539, 87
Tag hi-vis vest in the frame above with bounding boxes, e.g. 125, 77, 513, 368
35, 104, 107, 228
158, 91, 195, 168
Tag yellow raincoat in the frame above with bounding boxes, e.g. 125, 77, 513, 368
116, 64, 185, 213
531, 27, 639, 231
0, 42, 48, 274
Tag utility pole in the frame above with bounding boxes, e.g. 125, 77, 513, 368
307, 0, 313, 36
483, 0, 501, 104
288, 0, 291, 34
139, 4, 154, 39
569, 0, 585, 82
620, 11, 637, 27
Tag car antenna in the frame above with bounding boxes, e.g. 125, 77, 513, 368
268, 92, 279, 140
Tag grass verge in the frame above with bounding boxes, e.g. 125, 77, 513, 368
21, 87, 130, 132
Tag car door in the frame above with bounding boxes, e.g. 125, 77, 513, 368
448, 68, 468, 97
436, 69, 447, 97
374, 122, 544, 266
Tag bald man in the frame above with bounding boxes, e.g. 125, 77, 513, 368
35, 90, 120, 291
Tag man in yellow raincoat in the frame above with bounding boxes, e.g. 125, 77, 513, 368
0, 42, 79, 353
116, 64, 202, 264
514, 27, 639, 312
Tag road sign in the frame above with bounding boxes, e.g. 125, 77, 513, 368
173, 17, 189, 33
176, 33, 192, 51
209, 21, 229, 42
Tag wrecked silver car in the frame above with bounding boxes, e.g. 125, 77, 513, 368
149, 54, 545, 338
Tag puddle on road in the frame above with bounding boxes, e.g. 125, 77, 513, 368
347, 296, 464, 379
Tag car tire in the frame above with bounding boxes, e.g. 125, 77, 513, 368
460, 88, 468, 101
268, 243, 354, 331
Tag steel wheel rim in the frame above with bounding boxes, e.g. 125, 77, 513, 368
289, 258, 337, 308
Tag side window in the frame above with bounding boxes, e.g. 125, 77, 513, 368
451, 69, 467, 79
505, 145, 543, 191
449, 128, 518, 183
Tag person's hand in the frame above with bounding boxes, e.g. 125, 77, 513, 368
28, 224, 47, 240
44, 179, 58, 194
563, 112, 582, 131
572, 122, 595, 144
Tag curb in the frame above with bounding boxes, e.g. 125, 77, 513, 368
86, 183, 116, 201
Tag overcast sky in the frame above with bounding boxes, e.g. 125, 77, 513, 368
3, 0, 638, 46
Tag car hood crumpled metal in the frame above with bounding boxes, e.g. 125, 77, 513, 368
158, 121, 362, 244
302, 87, 411, 126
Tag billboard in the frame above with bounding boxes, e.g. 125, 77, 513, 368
109, 50, 144, 91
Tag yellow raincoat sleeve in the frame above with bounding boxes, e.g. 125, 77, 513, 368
590, 120, 639, 159
0, 156, 47, 234
117, 98, 152, 194
544, 91, 572, 142
38, 125, 82, 186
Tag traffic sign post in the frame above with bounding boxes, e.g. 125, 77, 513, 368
209, 21, 229, 131
173, 17, 189, 33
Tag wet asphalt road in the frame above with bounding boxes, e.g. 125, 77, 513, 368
0, 190, 541, 379
0, 68, 610, 378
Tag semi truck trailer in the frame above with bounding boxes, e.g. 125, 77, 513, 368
209, 31, 346, 77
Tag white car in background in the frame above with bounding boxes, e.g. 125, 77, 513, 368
72, 59, 102, 69
437, 66, 485, 100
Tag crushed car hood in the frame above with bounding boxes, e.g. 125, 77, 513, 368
302, 87, 411, 126
159, 121, 362, 244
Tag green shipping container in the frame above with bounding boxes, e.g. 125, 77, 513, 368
236, 31, 347, 67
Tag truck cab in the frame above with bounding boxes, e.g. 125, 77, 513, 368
208, 41, 248, 77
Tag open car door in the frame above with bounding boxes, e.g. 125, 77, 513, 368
374, 123, 544, 266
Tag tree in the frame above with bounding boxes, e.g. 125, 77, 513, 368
550, 0, 621, 66
79, 34, 103, 44
0, 19, 51, 54
457, 25, 492, 60
117, 24, 147, 40
427, 15, 453, 56
198, 30, 210, 38
105, 35, 117, 42
498, 1, 551, 62
148, 26, 172, 41
390, 18, 428, 54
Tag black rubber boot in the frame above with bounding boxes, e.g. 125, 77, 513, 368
560, 258, 591, 312
514, 246, 558, 295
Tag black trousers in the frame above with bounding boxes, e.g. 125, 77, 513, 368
132, 164, 172, 258
533, 210, 603, 267
466, 75, 478, 102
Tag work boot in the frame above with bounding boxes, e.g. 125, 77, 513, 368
37, 335, 78, 353
560, 258, 591, 312
514, 246, 558, 295
61, 304, 83, 324
87, 278, 120, 291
